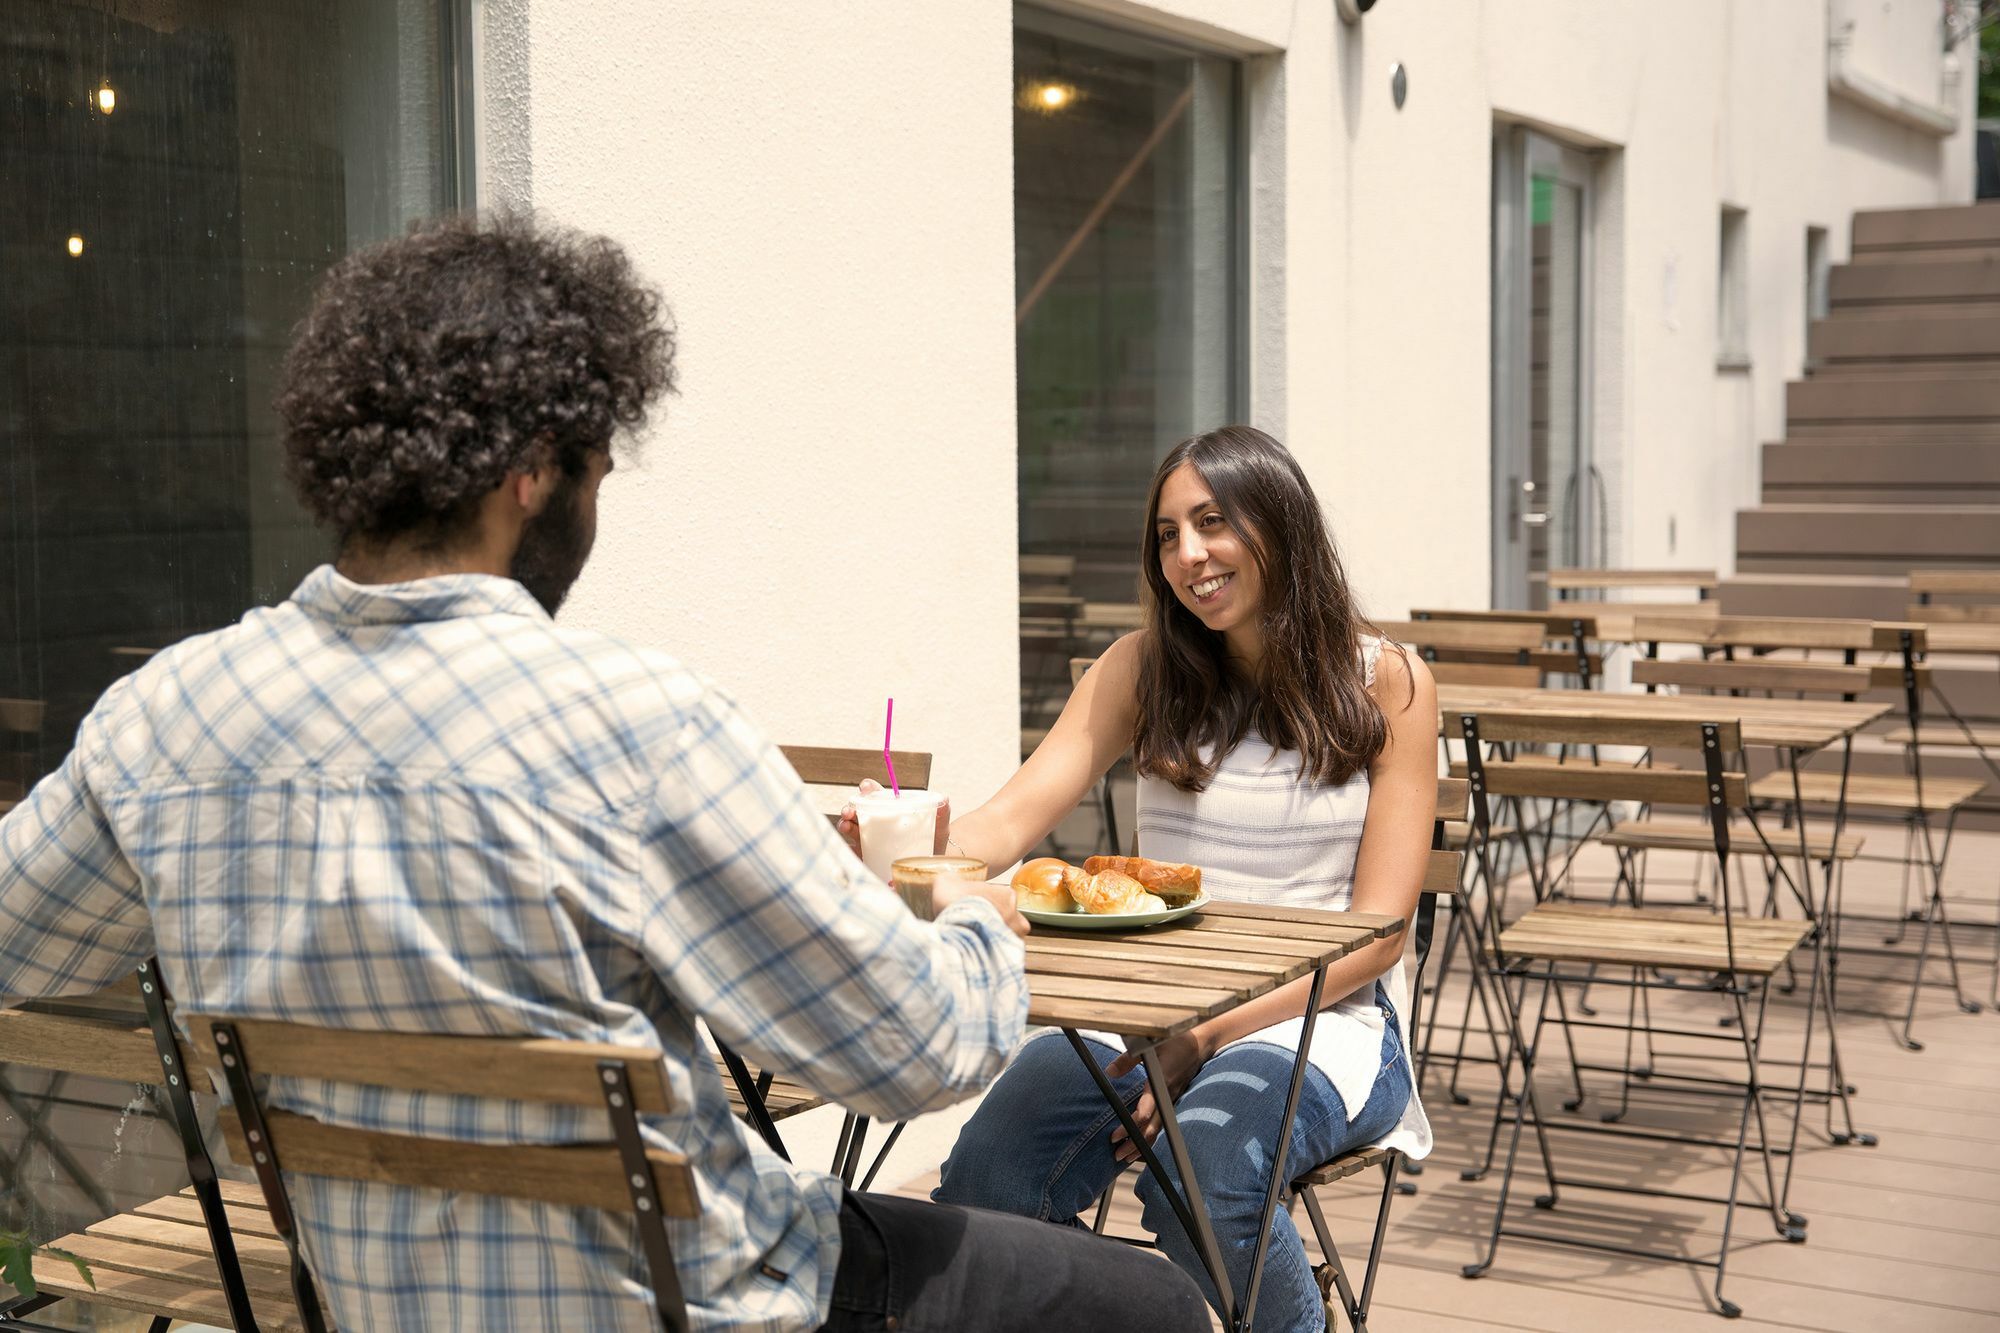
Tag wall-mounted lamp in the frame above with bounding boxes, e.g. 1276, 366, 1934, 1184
67, 233, 85, 257
96, 82, 116, 114
1335, 0, 1380, 23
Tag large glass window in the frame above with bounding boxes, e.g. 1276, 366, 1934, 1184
1012, 5, 1242, 823
2, 0, 464, 810
1, 0, 462, 1247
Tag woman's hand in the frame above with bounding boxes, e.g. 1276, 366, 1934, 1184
835, 779, 952, 860
1105, 1027, 1213, 1164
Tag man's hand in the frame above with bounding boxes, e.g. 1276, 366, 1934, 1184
836, 778, 952, 860
932, 874, 1030, 938
1106, 1028, 1212, 1163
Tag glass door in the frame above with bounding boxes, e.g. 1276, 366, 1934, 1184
1492, 127, 1594, 609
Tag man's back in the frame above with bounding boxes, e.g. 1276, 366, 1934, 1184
0, 565, 1029, 1330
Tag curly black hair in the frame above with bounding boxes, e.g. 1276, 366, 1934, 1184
277, 212, 675, 547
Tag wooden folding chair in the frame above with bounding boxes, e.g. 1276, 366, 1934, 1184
1401, 612, 1603, 689
0, 963, 283, 1332
1634, 615, 1985, 1050
179, 1014, 701, 1333
1453, 709, 1810, 1320
1295, 778, 1465, 1333
1083, 778, 1463, 1333
1904, 570, 2000, 1008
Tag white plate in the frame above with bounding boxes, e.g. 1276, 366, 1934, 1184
1020, 890, 1210, 931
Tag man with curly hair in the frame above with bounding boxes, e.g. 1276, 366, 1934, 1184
0, 215, 1207, 1332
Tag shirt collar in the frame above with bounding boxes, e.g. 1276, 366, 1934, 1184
289, 564, 550, 628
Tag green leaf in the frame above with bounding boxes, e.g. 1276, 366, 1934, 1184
0, 1231, 36, 1298
37, 1245, 94, 1291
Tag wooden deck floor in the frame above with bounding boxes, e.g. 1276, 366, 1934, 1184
900, 827, 2000, 1330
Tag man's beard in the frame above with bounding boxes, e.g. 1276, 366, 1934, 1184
509, 471, 594, 616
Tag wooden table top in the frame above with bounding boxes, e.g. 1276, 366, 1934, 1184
1023, 899, 1403, 1042
1435, 683, 1891, 752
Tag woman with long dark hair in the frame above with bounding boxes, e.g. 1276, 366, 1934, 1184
874, 426, 1437, 1331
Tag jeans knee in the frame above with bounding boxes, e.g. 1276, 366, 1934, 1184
934, 1138, 1047, 1219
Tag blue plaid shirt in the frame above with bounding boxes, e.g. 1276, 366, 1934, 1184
0, 566, 1028, 1330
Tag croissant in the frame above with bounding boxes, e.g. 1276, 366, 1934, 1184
1082, 856, 1201, 906
1069, 868, 1150, 915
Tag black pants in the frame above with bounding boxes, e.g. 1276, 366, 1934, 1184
821, 1191, 1212, 1333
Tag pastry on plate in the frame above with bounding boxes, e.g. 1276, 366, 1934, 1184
1081, 855, 1201, 906
1069, 868, 1150, 915
1010, 857, 1081, 914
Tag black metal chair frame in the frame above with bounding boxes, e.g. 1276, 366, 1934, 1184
0, 959, 263, 1333
1455, 714, 1807, 1321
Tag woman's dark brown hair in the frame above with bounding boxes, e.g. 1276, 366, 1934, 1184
1133, 425, 1395, 792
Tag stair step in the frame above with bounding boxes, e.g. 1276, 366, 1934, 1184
1760, 440, 2000, 504
1853, 202, 2000, 253
1736, 504, 2000, 564
1831, 255, 2000, 307
1786, 375, 2000, 423
1811, 310, 2000, 363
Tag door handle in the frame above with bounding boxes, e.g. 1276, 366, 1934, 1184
1520, 511, 1550, 528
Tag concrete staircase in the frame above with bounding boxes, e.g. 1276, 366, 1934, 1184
1721, 203, 2000, 815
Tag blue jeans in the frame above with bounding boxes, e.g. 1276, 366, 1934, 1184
934, 990, 1412, 1333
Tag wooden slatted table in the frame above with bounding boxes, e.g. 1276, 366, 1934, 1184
1020, 898, 1403, 1332
1024, 899, 1401, 1036
1436, 683, 1890, 752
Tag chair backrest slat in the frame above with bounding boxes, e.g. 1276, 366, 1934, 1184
781, 745, 932, 790
1480, 762, 1747, 809
1451, 707, 1742, 752
1375, 618, 1547, 653
1427, 661, 1543, 688
1907, 603, 2000, 625
213, 1110, 700, 1218
1435, 777, 1468, 823
0, 1007, 165, 1083
1632, 614, 1926, 653
1422, 850, 1464, 896
181, 1016, 674, 1114
1409, 607, 1602, 637
1908, 570, 2000, 597
1630, 657, 1926, 695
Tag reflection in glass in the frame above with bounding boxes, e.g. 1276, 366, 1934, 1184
1, 0, 458, 1261
1012, 6, 1240, 795
1528, 174, 1583, 608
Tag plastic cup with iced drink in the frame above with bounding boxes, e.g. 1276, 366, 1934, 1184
853, 788, 944, 883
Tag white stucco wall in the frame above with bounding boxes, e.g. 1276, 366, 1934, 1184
478, 0, 1974, 807
479, 0, 1023, 807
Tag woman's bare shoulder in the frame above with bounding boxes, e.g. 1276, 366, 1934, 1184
1368, 637, 1434, 715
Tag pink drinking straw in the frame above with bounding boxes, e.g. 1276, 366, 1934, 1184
882, 698, 901, 797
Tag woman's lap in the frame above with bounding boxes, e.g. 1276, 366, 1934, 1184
936, 1019, 1408, 1220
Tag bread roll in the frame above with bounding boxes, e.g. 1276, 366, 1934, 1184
1082, 855, 1201, 906
1010, 857, 1079, 914
1070, 868, 1149, 915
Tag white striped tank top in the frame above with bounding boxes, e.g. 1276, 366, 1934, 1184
1135, 637, 1432, 1157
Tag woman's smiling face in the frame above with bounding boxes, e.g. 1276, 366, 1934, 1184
1154, 462, 1266, 656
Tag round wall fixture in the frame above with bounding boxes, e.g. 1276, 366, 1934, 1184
1335, 0, 1379, 24
1391, 62, 1408, 109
